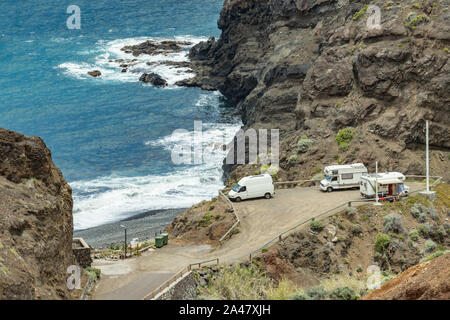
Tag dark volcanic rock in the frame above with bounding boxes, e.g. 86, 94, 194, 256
139, 73, 168, 86
0, 128, 74, 299
87, 70, 101, 77
184, 0, 450, 182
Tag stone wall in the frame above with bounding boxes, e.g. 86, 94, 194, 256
73, 238, 92, 268
154, 271, 197, 300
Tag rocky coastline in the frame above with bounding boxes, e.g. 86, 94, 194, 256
180, 0, 450, 183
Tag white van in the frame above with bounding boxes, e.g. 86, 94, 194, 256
228, 174, 275, 202
320, 163, 368, 192
360, 172, 410, 199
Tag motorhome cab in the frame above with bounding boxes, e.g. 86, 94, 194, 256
320, 163, 368, 192
228, 174, 275, 202
360, 172, 410, 200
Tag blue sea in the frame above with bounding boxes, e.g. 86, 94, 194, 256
0, 0, 240, 230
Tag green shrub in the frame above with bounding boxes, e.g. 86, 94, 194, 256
310, 221, 324, 232
418, 212, 427, 223
335, 128, 354, 151
289, 292, 311, 300
345, 207, 357, 217
297, 137, 313, 153
356, 265, 363, 273
329, 287, 357, 300
84, 267, 101, 281
409, 229, 419, 241
406, 13, 429, 29
422, 250, 449, 262
288, 154, 298, 164
425, 239, 437, 252
418, 223, 431, 237
353, 5, 369, 21
383, 213, 404, 234
305, 286, 328, 300
375, 233, 391, 253
351, 224, 363, 235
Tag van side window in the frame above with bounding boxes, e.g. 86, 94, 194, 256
341, 173, 354, 180
239, 186, 247, 193
332, 177, 338, 182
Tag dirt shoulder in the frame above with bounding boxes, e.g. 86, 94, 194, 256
362, 252, 450, 300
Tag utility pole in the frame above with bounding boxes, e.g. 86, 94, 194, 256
374, 161, 382, 206
420, 120, 436, 200
426, 120, 430, 192
120, 225, 127, 259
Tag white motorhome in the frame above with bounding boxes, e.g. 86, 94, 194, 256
360, 172, 410, 199
228, 174, 275, 202
320, 163, 368, 192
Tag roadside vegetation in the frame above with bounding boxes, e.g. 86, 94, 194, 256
194, 183, 449, 300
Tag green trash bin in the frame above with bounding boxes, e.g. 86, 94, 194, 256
161, 233, 169, 245
155, 235, 164, 248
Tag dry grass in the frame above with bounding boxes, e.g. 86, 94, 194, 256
201, 264, 272, 300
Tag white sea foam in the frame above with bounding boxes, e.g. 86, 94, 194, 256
57, 35, 206, 85
71, 92, 241, 231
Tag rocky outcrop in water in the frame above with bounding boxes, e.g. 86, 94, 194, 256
0, 128, 74, 299
139, 72, 168, 86
185, 0, 450, 182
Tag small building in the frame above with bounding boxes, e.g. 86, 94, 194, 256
72, 237, 92, 268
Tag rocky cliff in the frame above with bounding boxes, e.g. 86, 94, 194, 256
185, 0, 450, 182
0, 128, 74, 299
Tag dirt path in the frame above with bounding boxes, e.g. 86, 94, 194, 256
92, 184, 424, 300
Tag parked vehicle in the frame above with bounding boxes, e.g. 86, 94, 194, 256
320, 163, 368, 192
228, 174, 275, 202
360, 172, 410, 200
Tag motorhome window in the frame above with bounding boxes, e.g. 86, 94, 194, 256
332, 177, 338, 182
239, 186, 247, 193
342, 173, 354, 180
332, 170, 338, 175
326, 176, 332, 181
232, 184, 240, 192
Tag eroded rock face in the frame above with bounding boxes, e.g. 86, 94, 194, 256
0, 128, 73, 300
186, 0, 450, 181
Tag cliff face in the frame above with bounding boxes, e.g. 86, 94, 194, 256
0, 128, 73, 299
188, 0, 450, 182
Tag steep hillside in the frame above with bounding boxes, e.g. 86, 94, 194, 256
183, 0, 450, 183
362, 252, 450, 300
0, 128, 74, 299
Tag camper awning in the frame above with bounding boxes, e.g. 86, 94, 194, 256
378, 179, 404, 185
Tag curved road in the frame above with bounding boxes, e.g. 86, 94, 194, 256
92, 184, 424, 300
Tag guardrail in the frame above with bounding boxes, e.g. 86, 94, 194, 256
218, 190, 240, 245
274, 179, 321, 189
142, 258, 220, 300
142, 175, 444, 299
142, 265, 191, 300
247, 199, 371, 261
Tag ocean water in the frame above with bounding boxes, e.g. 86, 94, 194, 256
0, 0, 241, 230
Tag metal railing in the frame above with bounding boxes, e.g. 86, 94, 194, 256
142, 265, 191, 300
218, 190, 240, 245
141, 258, 220, 300
247, 199, 371, 261
142, 175, 444, 299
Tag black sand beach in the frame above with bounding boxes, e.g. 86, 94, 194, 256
73, 208, 186, 249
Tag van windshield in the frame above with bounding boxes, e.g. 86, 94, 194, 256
326, 176, 332, 181
232, 184, 240, 192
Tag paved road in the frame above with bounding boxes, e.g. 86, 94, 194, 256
93, 184, 424, 300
